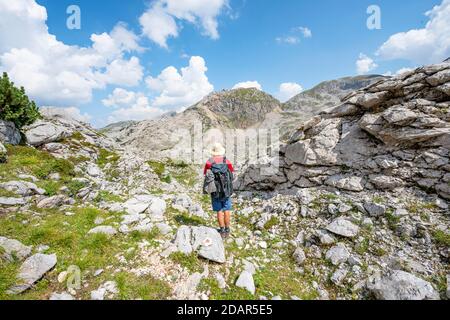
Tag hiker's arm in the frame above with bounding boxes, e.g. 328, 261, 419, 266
227, 160, 234, 173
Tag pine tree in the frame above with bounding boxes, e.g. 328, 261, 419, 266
0, 72, 41, 128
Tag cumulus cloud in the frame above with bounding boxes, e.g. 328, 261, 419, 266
356, 53, 378, 75
139, 0, 228, 48
146, 56, 214, 110
0, 0, 144, 106
107, 95, 164, 124
232, 81, 262, 90
276, 82, 303, 102
376, 0, 450, 64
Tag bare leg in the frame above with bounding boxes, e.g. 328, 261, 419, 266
224, 211, 231, 228
217, 211, 225, 228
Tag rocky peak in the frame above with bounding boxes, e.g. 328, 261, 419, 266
186, 88, 282, 129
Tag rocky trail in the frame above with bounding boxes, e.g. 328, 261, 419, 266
0, 60, 449, 300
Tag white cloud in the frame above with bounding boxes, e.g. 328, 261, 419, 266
102, 88, 141, 108
107, 95, 164, 124
383, 67, 415, 77
276, 26, 312, 45
294, 26, 312, 38
276, 36, 300, 45
356, 53, 378, 75
0, 0, 144, 106
232, 81, 262, 91
139, 0, 228, 48
376, 0, 450, 64
276, 82, 303, 102
139, 3, 178, 49
40, 107, 92, 123
146, 56, 214, 110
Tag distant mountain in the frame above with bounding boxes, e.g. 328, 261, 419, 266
277, 75, 386, 137
103, 88, 282, 159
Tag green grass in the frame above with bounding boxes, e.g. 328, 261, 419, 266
174, 213, 209, 227
0, 205, 160, 299
94, 190, 124, 203
114, 272, 171, 300
146, 159, 197, 187
432, 230, 450, 247
169, 252, 203, 273
97, 148, 120, 169
0, 145, 75, 181
355, 238, 370, 255
264, 216, 279, 230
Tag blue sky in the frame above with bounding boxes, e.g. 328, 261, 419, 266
1, 0, 448, 127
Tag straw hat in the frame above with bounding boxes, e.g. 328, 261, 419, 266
210, 142, 226, 156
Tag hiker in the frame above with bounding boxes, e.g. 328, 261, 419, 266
203, 143, 234, 238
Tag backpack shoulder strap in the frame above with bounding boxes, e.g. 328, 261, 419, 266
222, 156, 227, 164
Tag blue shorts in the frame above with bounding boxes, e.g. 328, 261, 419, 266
211, 197, 232, 212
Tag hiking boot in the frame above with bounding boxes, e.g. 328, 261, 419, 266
224, 227, 231, 235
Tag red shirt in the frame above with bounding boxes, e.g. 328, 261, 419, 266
203, 156, 234, 175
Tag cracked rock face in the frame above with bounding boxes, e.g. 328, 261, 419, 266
237, 61, 450, 199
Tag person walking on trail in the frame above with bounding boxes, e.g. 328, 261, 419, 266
203, 143, 234, 238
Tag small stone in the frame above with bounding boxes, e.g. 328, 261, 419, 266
325, 243, 350, 266
293, 247, 306, 266
235, 271, 255, 294
50, 292, 74, 300
364, 203, 386, 217
326, 218, 359, 238
88, 226, 117, 236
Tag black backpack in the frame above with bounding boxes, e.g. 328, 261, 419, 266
210, 157, 234, 200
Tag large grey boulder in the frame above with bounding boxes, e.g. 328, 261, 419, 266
174, 226, 226, 263
0, 120, 21, 145
0, 237, 32, 262
0, 181, 45, 196
24, 120, 71, 146
7, 253, 57, 294
367, 270, 440, 300
235, 270, 256, 294
326, 218, 359, 238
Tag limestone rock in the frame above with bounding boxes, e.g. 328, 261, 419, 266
0, 181, 45, 196
325, 175, 364, 192
326, 218, 359, 238
0, 120, 21, 145
325, 243, 350, 266
88, 226, 117, 236
292, 247, 306, 266
235, 270, 255, 294
174, 226, 226, 263
367, 270, 440, 300
8, 254, 57, 294
0, 237, 32, 262
24, 120, 71, 147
